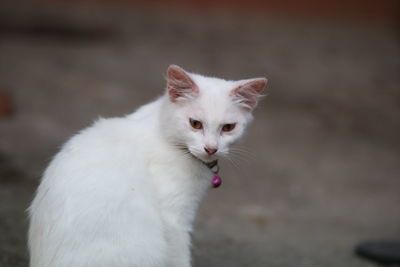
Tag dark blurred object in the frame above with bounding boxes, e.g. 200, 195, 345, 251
0, 19, 114, 42
0, 153, 23, 184
355, 241, 400, 266
0, 1, 115, 42
0, 22, 113, 41
34, 0, 400, 25
0, 92, 13, 118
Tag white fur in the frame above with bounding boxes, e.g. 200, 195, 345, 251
28, 66, 266, 267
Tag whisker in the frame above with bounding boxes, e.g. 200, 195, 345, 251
230, 146, 256, 158
221, 154, 241, 172
229, 148, 256, 163
228, 150, 251, 162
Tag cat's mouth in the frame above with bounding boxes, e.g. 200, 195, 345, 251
193, 150, 218, 164
178, 145, 216, 164
188, 149, 218, 168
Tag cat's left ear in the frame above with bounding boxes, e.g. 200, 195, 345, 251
230, 78, 267, 111
166, 65, 199, 103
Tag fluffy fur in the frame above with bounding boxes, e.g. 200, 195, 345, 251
28, 65, 266, 267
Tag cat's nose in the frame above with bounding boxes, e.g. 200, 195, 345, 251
204, 147, 217, 155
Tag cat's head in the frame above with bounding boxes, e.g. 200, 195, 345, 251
163, 65, 267, 163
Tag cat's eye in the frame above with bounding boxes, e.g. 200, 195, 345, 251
222, 123, 236, 132
189, 118, 203, 130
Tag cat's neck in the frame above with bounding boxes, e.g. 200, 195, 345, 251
157, 95, 186, 149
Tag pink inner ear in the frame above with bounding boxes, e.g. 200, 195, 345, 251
167, 65, 198, 102
231, 78, 267, 109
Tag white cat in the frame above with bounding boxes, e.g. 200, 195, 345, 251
28, 65, 267, 267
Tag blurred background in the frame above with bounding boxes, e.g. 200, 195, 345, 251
0, 0, 399, 266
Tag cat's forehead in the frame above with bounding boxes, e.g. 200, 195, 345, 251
190, 100, 239, 120
179, 73, 250, 123
189, 106, 242, 128
191, 74, 237, 92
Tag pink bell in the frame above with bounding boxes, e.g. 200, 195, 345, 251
212, 174, 222, 188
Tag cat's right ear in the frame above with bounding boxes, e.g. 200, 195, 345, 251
166, 65, 199, 103
230, 78, 267, 111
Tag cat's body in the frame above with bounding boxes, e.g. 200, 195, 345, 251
28, 65, 266, 267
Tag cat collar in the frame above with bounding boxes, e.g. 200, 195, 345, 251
205, 160, 222, 188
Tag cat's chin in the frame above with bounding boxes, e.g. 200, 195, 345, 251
177, 144, 216, 164
188, 151, 216, 164
195, 155, 217, 165
199, 158, 216, 164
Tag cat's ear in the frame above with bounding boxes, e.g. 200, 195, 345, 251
166, 65, 199, 103
230, 78, 267, 110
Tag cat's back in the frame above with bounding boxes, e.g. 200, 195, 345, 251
64, 98, 161, 157
28, 99, 167, 267
37, 98, 163, 194
56, 98, 160, 163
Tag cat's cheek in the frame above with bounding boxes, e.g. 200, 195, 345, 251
186, 135, 205, 154
222, 132, 242, 146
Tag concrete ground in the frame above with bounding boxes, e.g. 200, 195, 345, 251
0, 2, 399, 266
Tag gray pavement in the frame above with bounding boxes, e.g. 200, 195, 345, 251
0, 2, 399, 266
